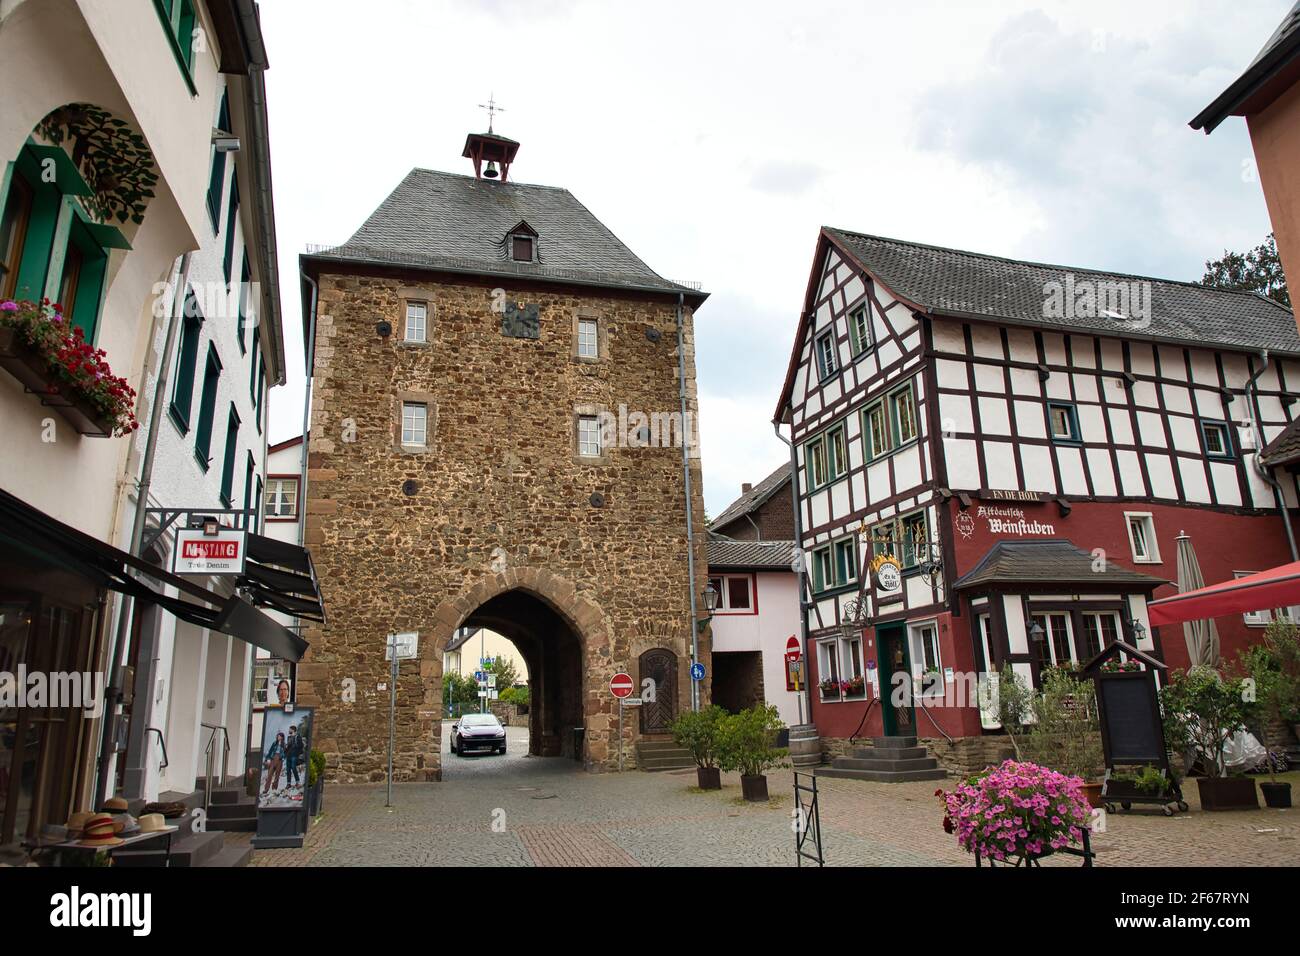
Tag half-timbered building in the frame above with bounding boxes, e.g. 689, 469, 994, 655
775, 228, 1300, 771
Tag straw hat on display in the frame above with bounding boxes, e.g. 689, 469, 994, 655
76, 814, 124, 848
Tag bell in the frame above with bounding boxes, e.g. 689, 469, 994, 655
483, 160, 500, 179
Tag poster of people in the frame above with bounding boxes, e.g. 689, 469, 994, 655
266, 670, 292, 708
257, 706, 312, 810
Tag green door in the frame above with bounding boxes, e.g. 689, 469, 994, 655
878, 623, 915, 737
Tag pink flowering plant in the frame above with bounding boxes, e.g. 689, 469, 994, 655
0, 298, 138, 436
938, 759, 1091, 864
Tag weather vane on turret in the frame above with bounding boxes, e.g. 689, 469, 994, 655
479, 93, 505, 134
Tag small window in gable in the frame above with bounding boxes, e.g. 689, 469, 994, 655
512, 235, 533, 261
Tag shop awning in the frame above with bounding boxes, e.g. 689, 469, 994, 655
1147, 561, 1300, 627
238, 532, 326, 623
0, 489, 308, 661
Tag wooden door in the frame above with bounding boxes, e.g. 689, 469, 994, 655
638, 648, 677, 734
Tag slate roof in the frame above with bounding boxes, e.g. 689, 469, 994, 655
707, 533, 797, 571
1191, 2, 1300, 133
824, 228, 1300, 356
710, 463, 792, 532
1261, 417, 1300, 467
304, 168, 705, 303
952, 540, 1167, 591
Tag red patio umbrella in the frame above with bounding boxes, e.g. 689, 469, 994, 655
1147, 561, 1300, 627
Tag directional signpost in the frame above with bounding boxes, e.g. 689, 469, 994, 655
385, 632, 418, 808
611, 672, 634, 771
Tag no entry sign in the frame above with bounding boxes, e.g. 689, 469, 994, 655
609, 672, 634, 699
785, 636, 801, 663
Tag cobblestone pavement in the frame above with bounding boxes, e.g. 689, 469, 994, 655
243, 729, 1300, 867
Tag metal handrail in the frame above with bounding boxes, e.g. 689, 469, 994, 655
146, 726, 169, 770
201, 723, 229, 814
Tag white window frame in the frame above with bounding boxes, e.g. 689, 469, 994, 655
840, 636, 865, 698
1031, 611, 1077, 669
264, 477, 298, 518
401, 402, 427, 447
817, 639, 841, 700
577, 317, 598, 359
848, 304, 872, 356
816, 331, 837, 379
404, 301, 427, 343
1123, 512, 1160, 564
1078, 610, 1121, 660
708, 573, 755, 614
908, 619, 943, 697
577, 415, 602, 458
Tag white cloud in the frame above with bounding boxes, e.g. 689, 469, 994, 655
258, 0, 1287, 515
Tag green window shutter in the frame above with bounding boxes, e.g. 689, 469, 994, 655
63, 215, 109, 342
254, 357, 265, 433
194, 344, 222, 468
223, 176, 240, 286
243, 451, 256, 522
237, 259, 251, 352
206, 90, 229, 228
248, 326, 259, 401
169, 294, 203, 432
219, 403, 240, 506
12, 154, 61, 302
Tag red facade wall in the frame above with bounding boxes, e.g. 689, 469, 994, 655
806, 498, 1295, 743
947, 497, 1295, 673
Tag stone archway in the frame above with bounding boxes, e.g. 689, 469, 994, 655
416, 567, 611, 778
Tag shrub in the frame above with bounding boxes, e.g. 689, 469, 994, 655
307, 749, 326, 788
670, 705, 727, 769
1160, 667, 1250, 778
717, 704, 789, 777
1020, 667, 1104, 782
938, 759, 1091, 863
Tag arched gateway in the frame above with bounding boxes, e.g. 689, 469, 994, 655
295, 126, 710, 782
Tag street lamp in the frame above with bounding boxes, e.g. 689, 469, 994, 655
703, 583, 720, 615
1028, 620, 1046, 643
1129, 619, 1147, 644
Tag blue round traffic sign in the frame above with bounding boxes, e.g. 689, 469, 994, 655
690, 662, 706, 681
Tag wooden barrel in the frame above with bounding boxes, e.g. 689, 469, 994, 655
788, 723, 822, 768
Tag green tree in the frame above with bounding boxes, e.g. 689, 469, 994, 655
1201, 232, 1290, 308
1020, 667, 1104, 781
717, 704, 789, 777
487, 655, 520, 689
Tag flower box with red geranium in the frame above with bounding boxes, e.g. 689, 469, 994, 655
0, 299, 138, 438
938, 759, 1095, 867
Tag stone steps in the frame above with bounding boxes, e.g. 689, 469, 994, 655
635, 739, 694, 771
817, 735, 948, 784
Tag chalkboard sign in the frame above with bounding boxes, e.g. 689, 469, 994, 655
1095, 675, 1164, 765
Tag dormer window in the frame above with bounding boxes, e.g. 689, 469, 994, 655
507, 220, 538, 263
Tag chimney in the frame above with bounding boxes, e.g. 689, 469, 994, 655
741, 483, 753, 494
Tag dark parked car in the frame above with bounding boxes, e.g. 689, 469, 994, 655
450, 713, 507, 755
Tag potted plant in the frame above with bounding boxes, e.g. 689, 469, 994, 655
1020, 667, 1105, 807
1238, 626, 1299, 809
717, 704, 789, 802
938, 759, 1092, 865
845, 674, 866, 697
306, 749, 326, 816
671, 705, 727, 790
819, 678, 840, 700
0, 299, 139, 437
1161, 668, 1258, 811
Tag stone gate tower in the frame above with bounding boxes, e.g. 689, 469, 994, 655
297, 127, 709, 780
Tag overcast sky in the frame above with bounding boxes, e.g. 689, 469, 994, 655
258, 0, 1286, 517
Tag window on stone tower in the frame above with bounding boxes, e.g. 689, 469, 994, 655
578, 415, 602, 457
401, 402, 427, 447
577, 318, 598, 359
405, 301, 427, 343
